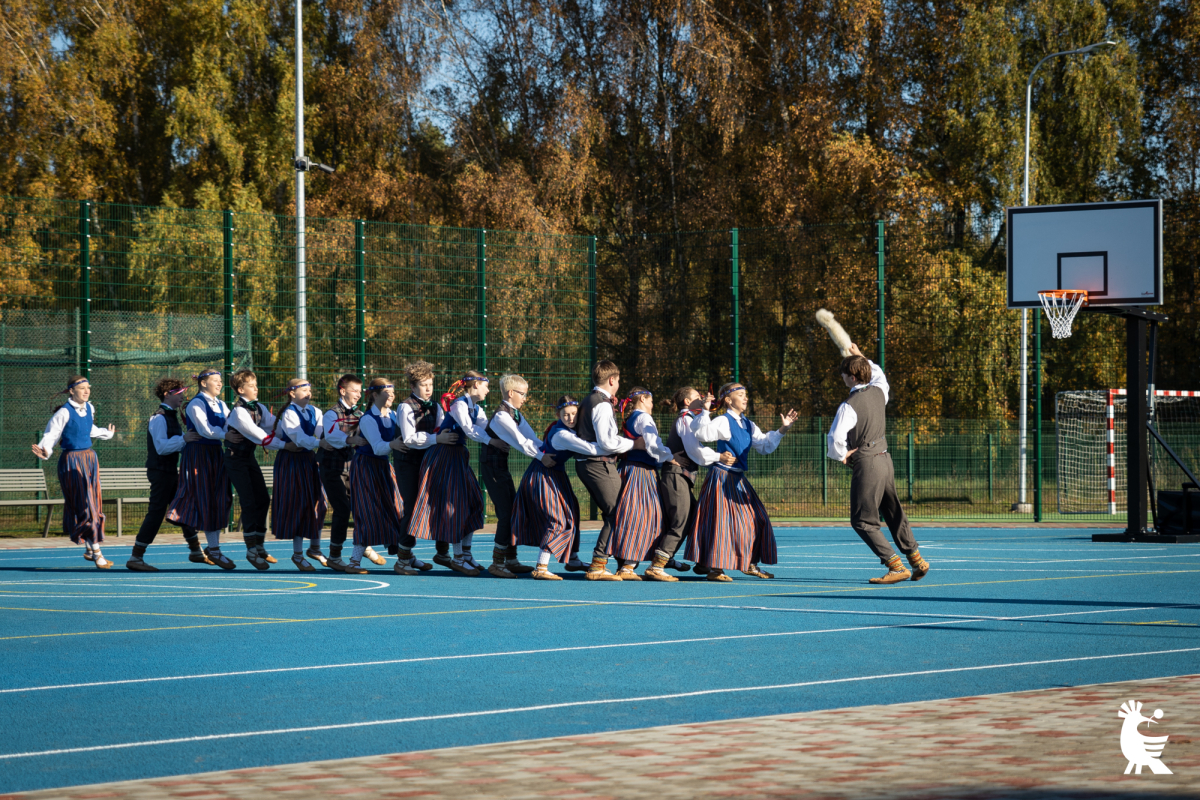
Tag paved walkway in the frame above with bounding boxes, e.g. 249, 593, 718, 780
6, 674, 1198, 799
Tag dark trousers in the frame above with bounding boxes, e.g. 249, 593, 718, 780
319, 456, 352, 551
656, 467, 696, 560
224, 451, 270, 534
850, 452, 918, 562
136, 468, 197, 545
395, 455, 449, 553
481, 460, 516, 556
575, 459, 621, 559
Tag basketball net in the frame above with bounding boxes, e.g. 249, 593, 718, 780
1038, 290, 1088, 339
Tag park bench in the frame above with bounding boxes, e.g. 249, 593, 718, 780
98, 465, 275, 537
0, 468, 64, 536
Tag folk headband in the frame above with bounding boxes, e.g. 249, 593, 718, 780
61, 378, 89, 393
719, 383, 746, 400
556, 399, 579, 409
620, 389, 652, 415
165, 385, 188, 397
194, 369, 221, 381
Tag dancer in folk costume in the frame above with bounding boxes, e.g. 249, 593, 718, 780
644, 386, 735, 582
342, 378, 408, 575
394, 361, 459, 573
827, 343, 930, 584
318, 374, 368, 572
167, 369, 236, 569
689, 383, 798, 582
607, 388, 674, 580
574, 360, 645, 581
225, 369, 284, 570
512, 396, 603, 580
128, 377, 208, 571
408, 370, 500, 576
32, 375, 116, 568
269, 378, 328, 571
481, 374, 547, 578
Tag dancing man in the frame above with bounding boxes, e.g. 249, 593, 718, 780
827, 343, 929, 584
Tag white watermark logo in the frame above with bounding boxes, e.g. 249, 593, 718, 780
1119, 700, 1172, 775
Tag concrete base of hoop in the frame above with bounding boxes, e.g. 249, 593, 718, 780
1010, 502, 1033, 513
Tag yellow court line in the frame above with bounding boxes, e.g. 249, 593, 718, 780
0, 602, 599, 641
0, 606, 294, 622
3, 568, 1198, 641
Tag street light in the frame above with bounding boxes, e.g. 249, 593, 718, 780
1014, 39, 1117, 513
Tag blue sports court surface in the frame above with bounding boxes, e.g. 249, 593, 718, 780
1, 525, 1198, 793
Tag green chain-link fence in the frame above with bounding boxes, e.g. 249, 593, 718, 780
2, 195, 1197, 532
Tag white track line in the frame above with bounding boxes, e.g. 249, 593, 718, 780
3, 603, 1191, 695
3, 645, 1199, 760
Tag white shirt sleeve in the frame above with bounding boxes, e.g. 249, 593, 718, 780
593, 402, 634, 454
187, 397, 226, 441
322, 408, 349, 448
748, 420, 784, 455
359, 413, 394, 457
630, 413, 672, 463
282, 406, 321, 450
229, 407, 273, 445
35, 407, 70, 459
148, 413, 185, 456
867, 360, 890, 404
676, 415, 721, 466
396, 404, 430, 449
87, 404, 113, 440
827, 402, 858, 461
490, 409, 542, 459
451, 400, 491, 445
690, 410, 732, 443
552, 428, 602, 456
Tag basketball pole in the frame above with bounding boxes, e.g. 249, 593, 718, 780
1016, 40, 1116, 515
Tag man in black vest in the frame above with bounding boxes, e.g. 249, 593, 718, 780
318, 374, 367, 571
225, 369, 282, 569
828, 343, 930, 584
128, 377, 208, 571
575, 360, 644, 580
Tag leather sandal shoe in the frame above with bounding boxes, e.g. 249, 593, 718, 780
743, 564, 774, 579
126, 558, 157, 572
433, 552, 453, 568
363, 546, 386, 566
205, 548, 236, 570
487, 563, 516, 578
564, 557, 589, 572
707, 569, 733, 583
393, 560, 419, 576
291, 554, 316, 572
246, 551, 270, 570
531, 565, 563, 580
189, 551, 215, 565
615, 565, 643, 581
869, 567, 912, 584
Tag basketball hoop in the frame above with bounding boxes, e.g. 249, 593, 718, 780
1038, 290, 1088, 339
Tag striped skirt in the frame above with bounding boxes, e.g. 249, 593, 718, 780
686, 468, 777, 571
271, 450, 327, 540
408, 444, 484, 544
512, 462, 579, 562
57, 449, 105, 544
608, 462, 662, 562
350, 453, 405, 547
167, 443, 232, 532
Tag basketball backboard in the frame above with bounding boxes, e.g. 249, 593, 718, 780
1007, 200, 1162, 308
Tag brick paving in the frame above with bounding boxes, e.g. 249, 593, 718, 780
6, 674, 1199, 799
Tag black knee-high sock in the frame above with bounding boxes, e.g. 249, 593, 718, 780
183, 532, 202, 552
131, 541, 149, 559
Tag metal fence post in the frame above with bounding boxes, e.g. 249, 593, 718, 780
987, 431, 994, 504
588, 236, 597, 366
79, 200, 91, 380
355, 219, 366, 379
819, 418, 827, 506
223, 210, 234, 404
731, 227, 740, 382
876, 220, 886, 371
1034, 309, 1043, 521
477, 228, 487, 374
908, 420, 915, 502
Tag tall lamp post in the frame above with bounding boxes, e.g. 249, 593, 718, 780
1014, 39, 1116, 513
294, 0, 333, 381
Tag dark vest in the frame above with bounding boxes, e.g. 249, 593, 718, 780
320, 402, 362, 466
482, 404, 521, 472
845, 385, 888, 462
575, 389, 612, 461
397, 395, 437, 465
146, 406, 182, 471
621, 411, 658, 468
664, 410, 699, 479
224, 397, 263, 457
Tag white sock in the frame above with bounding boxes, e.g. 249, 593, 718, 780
453, 542, 465, 557
538, 550, 552, 566
293, 536, 304, 554
205, 531, 221, 549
